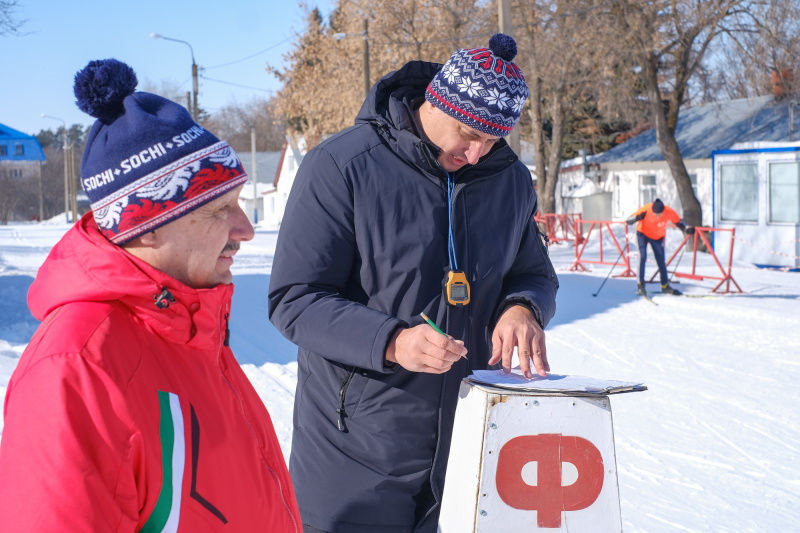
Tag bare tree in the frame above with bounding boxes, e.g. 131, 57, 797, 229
202, 97, 287, 152
0, 173, 21, 224
709, 0, 800, 100
601, 0, 756, 234
269, 0, 491, 145
515, 0, 615, 213
268, 6, 346, 146
364, 0, 491, 67
35, 125, 88, 221
0, 0, 25, 37
140, 79, 192, 109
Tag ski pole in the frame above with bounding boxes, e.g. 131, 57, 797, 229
592, 247, 624, 297
667, 238, 688, 285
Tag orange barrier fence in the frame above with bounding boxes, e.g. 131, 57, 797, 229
568, 220, 636, 277
535, 213, 582, 244
649, 226, 742, 294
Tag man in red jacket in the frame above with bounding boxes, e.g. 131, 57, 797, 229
0, 59, 301, 532
627, 198, 695, 296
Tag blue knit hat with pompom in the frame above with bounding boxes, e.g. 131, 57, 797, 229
426, 33, 529, 137
74, 59, 247, 245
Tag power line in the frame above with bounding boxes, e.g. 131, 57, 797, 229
200, 75, 274, 93
204, 36, 295, 70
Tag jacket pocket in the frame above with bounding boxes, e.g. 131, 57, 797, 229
534, 223, 558, 280
336, 368, 356, 432
335, 366, 371, 432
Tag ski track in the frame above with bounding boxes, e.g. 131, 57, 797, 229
1, 222, 799, 531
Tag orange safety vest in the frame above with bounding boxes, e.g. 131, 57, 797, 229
631, 203, 681, 240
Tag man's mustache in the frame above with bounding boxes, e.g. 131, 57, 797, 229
221, 241, 240, 254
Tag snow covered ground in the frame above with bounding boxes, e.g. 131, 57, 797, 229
1, 219, 798, 532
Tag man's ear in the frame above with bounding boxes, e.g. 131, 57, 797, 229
138, 231, 158, 246
123, 231, 158, 251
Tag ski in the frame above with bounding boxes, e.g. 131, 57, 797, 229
645, 291, 716, 299
637, 291, 658, 305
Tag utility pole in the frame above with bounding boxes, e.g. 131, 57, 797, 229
151, 34, 199, 120
251, 127, 258, 224
498, 0, 521, 156
37, 160, 43, 221
42, 114, 70, 222
62, 129, 70, 221
362, 18, 370, 100
191, 62, 199, 120
69, 142, 78, 222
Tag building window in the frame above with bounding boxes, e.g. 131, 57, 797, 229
720, 163, 758, 222
0, 145, 7, 156
640, 174, 657, 205
769, 162, 800, 223
15, 144, 24, 156
613, 175, 622, 217
689, 173, 698, 198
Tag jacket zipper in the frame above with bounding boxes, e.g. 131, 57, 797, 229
215, 303, 299, 532
337, 368, 356, 432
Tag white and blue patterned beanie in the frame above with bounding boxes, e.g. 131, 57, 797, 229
425, 33, 529, 137
74, 59, 247, 245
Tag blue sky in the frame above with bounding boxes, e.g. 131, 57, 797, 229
2, 0, 337, 135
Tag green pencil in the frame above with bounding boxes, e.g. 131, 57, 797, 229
420, 312, 467, 360
420, 312, 445, 335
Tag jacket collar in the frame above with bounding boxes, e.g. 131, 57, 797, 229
29, 213, 233, 349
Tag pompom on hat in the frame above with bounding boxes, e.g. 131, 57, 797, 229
74, 59, 247, 245
425, 33, 529, 138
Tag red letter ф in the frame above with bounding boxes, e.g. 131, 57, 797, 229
495, 434, 604, 528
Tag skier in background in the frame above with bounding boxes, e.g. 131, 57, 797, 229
627, 198, 695, 295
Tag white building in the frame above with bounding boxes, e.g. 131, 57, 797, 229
236, 150, 282, 225
261, 136, 306, 226
581, 94, 800, 268
713, 142, 800, 269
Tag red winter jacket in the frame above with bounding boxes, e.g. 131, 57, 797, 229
0, 214, 300, 532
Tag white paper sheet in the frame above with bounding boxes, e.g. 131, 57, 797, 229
467, 369, 646, 394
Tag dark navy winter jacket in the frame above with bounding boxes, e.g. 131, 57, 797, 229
268, 60, 558, 533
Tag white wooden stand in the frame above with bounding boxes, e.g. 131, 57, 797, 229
438, 381, 623, 532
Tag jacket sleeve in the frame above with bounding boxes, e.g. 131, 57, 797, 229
268, 146, 405, 373
492, 190, 559, 330
667, 207, 682, 225
0, 353, 140, 532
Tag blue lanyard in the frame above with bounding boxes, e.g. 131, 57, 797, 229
447, 172, 458, 271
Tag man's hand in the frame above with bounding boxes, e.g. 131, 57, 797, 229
386, 324, 467, 373
490, 305, 548, 379
626, 212, 645, 225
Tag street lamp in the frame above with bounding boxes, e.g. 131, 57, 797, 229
150, 33, 199, 120
333, 18, 370, 100
42, 113, 73, 223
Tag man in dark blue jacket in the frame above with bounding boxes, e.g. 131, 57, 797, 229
269, 34, 558, 533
